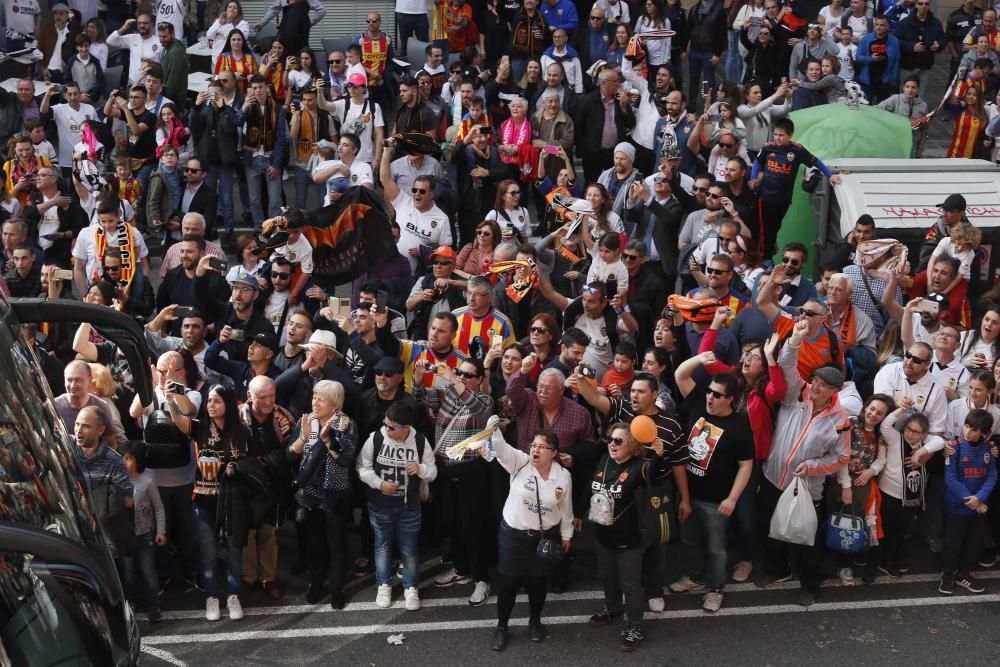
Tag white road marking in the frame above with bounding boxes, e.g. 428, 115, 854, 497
140, 645, 190, 666
143, 593, 1000, 645
153, 569, 1000, 621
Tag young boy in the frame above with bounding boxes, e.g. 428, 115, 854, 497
269, 208, 314, 306
119, 440, 167, 622
26, 119, 58, 167
586, 231, 630, 296
601, 341, 637, 397
835, 27, 857, 83
456, 96, 494, 145
115, 156, 143, 209
926, 221, 980, 321
876, 76, 930, 158
345, 44, 368, 84
940, 409, 997, 595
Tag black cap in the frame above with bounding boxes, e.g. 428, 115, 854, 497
374, 356, 404, 374
251, 330, 279, 354
938, 194, 967, 211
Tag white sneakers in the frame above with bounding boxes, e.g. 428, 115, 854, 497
227, 595, 244, 620
838, 567, 856, 587
469, 581, 491, 606
376, 584, 393, 608
404, 587, 421, 611
732, 561, 753, 583
702, 591, 724, 613
434, 568, 473, 587
205, 596, 221, 621
647, 596, 665, 613
668, 576, 706, 594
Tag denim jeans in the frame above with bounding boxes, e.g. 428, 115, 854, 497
292, 165, 324, 210
682, 499, 731, 590
122, 530, 160, 612
207, 164, 235, 233
687, 50, 717, 112
243, 153, 284, 229
725, 29, 743, 83
193, 501, 243, 597
733, 463, 760, 562
369, 502, 421, 588
135, 162, 154, 201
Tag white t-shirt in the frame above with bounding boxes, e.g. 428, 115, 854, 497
72, 224, 150, 282
819, 6, 841, 35
226, 260, 266, 285
485, 206, 532, 240
156, 0, 186, 40
47, 25, 71, 72
331, 97, 384, 163
313, 159, 374, 205
574, 311, 627, 380
392, 190, 452, 272
264, 289, 291, 334
206, 19, 251, 61
846, 14, 869, 41
586, 256, 630, 293
270, 235, 314, 274
38, 192, 62, 250
53, 103, 97, 167
5, 0, 39, 63
836, 43, 856, 82
961, 331, 997, 368
106, 32, 163, 84
33, 139, 58, 166
89, 42, 109, 69
396, 0, 428, 14
933, 237, 974, 280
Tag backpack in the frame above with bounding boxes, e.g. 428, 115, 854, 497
143, 394, 191, 469
340, 97, 376, 154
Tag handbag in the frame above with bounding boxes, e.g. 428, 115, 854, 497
534, 477, 564, 564
144, 394, 191, 469
824, 506, 868, 554
637, 473, 679, 546
92, 473, 138, 556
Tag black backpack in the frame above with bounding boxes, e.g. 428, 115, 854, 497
143, 395, 191, 469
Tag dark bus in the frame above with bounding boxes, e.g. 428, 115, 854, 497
0, 293, 152, 666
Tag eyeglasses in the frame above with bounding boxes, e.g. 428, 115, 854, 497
693, 186, 710, 194
468, 291, 490, 298
653, 175, 667, 184
758, 31, 771, 36
905, 351, 930, 364
706, 267, 729, 275
374, 370, 399, 377
384, 421, 408, 431
781, 256, 801, 266
454, 369, 480, 379
742, 352, 762, 363
103, 264, 122, 271
232, 285, 255, 293
530, 442, 555, 451
707, 389, 731, 399
903, 426, 927, 436
271, 271, 291, 280
591, 15, 603, 20
622, 253, 641, 262
328, 59, 341, 64
432, 259, 453, 266
184, 167, 202, 173
411, 187, 427, 194
476, 229, 492, 236
609, 436, 626, 445
529, 326, 549, 334
798, 307, 820, 317
718, 143, 735, 148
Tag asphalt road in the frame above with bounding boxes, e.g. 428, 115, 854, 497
137, 522, 1000, 666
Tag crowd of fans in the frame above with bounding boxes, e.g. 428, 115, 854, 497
4, 0, 1000, 656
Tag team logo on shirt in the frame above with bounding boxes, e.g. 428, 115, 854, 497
618, 471, 629, 483
287, 251, 297, 261
430, 221, 438, 228
554, 486, 565, 501
916, 394, 926, 406
786, 152, 795, 161
152, 44, 158, 52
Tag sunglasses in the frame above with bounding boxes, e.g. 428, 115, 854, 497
271, 271, 291, 280
590, 15, 603, 20
905, 351, 930, 364
184, 167, 202, 173
582, 285, 603, 296
454, 369, 480, 379
432, 260, 454, 266
374, 370, 399, 377
706, 193, 722, 199
781, 256, 801, 266
609, 436, 626, 445
653, 175, 667, 183
707, 389, 731, 399
383, 421, 408, 431
706, 267, 729, 275
366, 18, 379, 23
476, 229, 492, 235
103, 265, 122, 271
508, 190, 522, 196
718, 143, 735, 148
329, 59, 341, 64
529, 326, 549, 334
693, 186, 710, 194
411, 187, 427, 194
798, 307, 820, 317
622, 253, 641, 261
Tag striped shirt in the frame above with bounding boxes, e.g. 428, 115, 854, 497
414, 383, 494, 457
451, 306, 516, 357
375, 322, 467, 393
606, 398, 689, 470
75, 442, 134, 499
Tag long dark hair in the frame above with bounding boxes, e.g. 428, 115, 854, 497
226, 28, 247, 55
962, 308, 1000, 362
205, 384, 248, 453
299, 47, 322, 78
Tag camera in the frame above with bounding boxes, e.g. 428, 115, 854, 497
229, 329, 246, 341
425, 363, 439, 373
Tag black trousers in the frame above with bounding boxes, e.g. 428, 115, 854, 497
436, 458, 495, 582
878, 494, 914, 568
759, 478, 826, 594
942, 511, 987, 575
304, 502, 349, 593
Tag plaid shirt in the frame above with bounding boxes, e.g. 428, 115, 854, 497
414, 382, 494, 458
843, 264, 905, 338
507, 371, 595, 452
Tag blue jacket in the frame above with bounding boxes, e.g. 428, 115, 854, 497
539, 0, 579, 33
895, 12, 946, 71
856, 33, 901, 86
944, 436, 997, 516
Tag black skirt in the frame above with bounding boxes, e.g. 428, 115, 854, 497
497, 520, 561, 578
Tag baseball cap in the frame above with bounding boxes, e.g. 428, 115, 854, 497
430, 246, 456, 261
251, 330, 279, 354
51, 3, 70, 11
347, 73, 367, 87
812, 366, 845, 389
231, 275, 259, 290
374, 357, 404, 374
938, 193, 967, 211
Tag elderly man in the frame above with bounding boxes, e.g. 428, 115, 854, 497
239, 375, 295, 600
450, 276, 516, 357
55, 360, 125, 446
825, 271, 877, 358
757, 319, 849, 606
160, 213, 226, 278
0, 79, 42, 139
759, 263, 842, 381
874, 340, 948, 436
37, 3, 76, 83
573, 6, 613, 80
576, 69, 635, 184
24, 165, 86, 264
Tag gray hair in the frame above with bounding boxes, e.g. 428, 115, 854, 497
538, 368, 566, 386
624, 239, 648, 257
182, 212, 206, 231
494, 241, 518, 262
2, 219, 28, 236
540, 88, 561, 101
468, 275, 492, 292
829, 272, 852, 292
313, 380, 344, 409
509, 97, 528, 111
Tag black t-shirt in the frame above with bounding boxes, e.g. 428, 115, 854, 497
685, 404, 754, 503
590, 453, 663, 550
127, 108, 158, 160
869, 36, 889, 82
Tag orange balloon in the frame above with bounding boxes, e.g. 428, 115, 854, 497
630, 415, 657, 443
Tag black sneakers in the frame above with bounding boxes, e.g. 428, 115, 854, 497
529, 621, 547, 642
620, 627, 645, 652
954, 572, 986, 593
939, 573, 955, 595
491, 626, 508, 652
589, 606, 624, 626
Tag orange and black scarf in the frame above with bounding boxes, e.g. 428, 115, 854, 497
245, 100, 278, 152
94, 222, 138, 299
